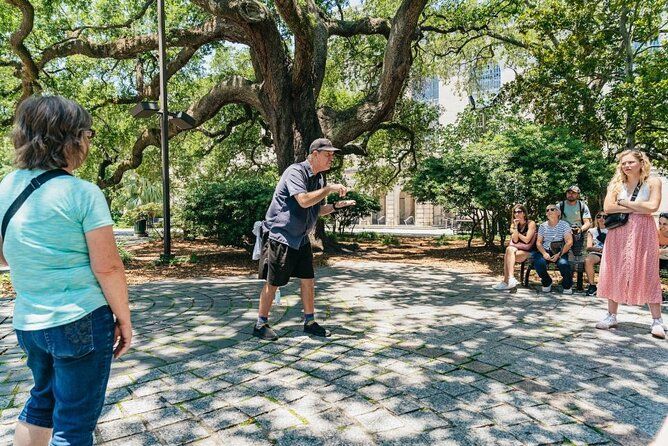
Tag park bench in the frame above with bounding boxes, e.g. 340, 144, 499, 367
519, 252, 586, 291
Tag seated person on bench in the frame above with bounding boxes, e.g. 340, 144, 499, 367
533, 205, 574, 294
659, 213, 668, 270
493, 204, 536, 290
584, 212, 608, 296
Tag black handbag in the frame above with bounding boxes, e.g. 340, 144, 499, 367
550, 240, 565, 254
604, 183, 641, 230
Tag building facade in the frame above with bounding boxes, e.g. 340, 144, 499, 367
357, 62, 515, 227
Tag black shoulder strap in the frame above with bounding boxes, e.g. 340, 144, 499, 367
578, 200, 584, 221
559, 201, 564, 213
1, 169, 72, 240
630, 183, 642, 201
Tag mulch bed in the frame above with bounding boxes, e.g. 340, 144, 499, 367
2, 236, 665, 296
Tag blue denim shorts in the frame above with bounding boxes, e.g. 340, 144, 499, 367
15, 305, 115, 446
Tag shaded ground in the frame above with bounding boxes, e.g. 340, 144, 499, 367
1, 260, 666, 445
120, 236, 504, 286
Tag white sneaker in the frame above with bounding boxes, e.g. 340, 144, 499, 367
596, 313, 618, 330
493, 281, 510, 290
541, 285, 552, 292
563, 288, 573, 295
651, 320, 666, 339
508, 277, 519, 288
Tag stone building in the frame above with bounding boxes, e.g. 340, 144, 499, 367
356, 62, 515, 228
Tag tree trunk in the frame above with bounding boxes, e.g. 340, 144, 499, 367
619, 5, 637, 152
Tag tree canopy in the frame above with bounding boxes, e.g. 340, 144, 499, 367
1, 0, 665, 220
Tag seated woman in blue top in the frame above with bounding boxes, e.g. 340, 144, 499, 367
0, 95, 132, 446
533, 205, 574, 294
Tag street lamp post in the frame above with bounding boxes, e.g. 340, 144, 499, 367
130, 0, 195, 262
157, 0, 171, 262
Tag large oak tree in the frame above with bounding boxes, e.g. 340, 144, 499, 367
2, 0, 432, 190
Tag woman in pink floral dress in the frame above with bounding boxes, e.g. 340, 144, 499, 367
596, 150, 664, 338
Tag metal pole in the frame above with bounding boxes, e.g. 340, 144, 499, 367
157, 0, 171, 261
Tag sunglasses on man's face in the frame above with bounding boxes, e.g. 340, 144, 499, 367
546, 208, 558, 212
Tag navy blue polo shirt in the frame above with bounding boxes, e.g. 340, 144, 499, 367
263, 161, 325, 249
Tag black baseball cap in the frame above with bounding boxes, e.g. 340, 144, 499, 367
309, 138, 340, 153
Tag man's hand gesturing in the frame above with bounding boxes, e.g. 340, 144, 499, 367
328, 183, 348, 197
335, 200, 356, 209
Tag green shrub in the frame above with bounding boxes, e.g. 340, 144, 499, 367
121, 203, 163, 227
182, 176, 276, 249
117, 244, 133, 265
356, 231, 379, 241
326, 191, 381, 234
380, 234, 400, 246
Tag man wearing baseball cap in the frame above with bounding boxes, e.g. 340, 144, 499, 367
557, 185, 592, 257
254, 138, 356, 341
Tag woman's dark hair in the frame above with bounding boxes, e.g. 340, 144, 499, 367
660, 213, 668, 220
511, 204, 529, 221
12, 95, 92, 170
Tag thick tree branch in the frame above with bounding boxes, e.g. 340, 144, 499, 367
329, 0, 427, 147
6, 0, 40, 99
187, 75, 265, 123
98, 75, 264, 188
326, 17, 391, 38
39, 18, 245, 68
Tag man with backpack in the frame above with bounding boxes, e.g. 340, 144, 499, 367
557, 185, 592, 257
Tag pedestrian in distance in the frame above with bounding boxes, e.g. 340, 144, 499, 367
0, 95, 132, 446
595, 150, 664, 338
255, 138, 355, 341
532, 205, 574, 294
493, 204, 536, 291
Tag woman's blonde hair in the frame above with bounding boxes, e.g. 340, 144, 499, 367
12, 95, 91, 170
608, 150, 652, 194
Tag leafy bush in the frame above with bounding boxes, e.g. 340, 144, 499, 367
380, 234, 400, 246
117, 244, 133, 265
355, 231, 380, 241
121, 203, 163, 226
409, 122, 613, 247
326, 191, 381, 234
181, 176, 276, 249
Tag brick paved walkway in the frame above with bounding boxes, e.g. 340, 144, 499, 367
1, 260, 666, 445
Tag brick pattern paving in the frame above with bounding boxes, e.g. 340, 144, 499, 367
1, 260, 666, 445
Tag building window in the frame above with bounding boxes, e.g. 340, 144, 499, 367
476, 63, 501, 92
413, 77, 439, 105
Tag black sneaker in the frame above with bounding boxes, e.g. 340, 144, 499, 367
304, 321, 331, 337
585, 284, 597, 296
253, 323, 278, 341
